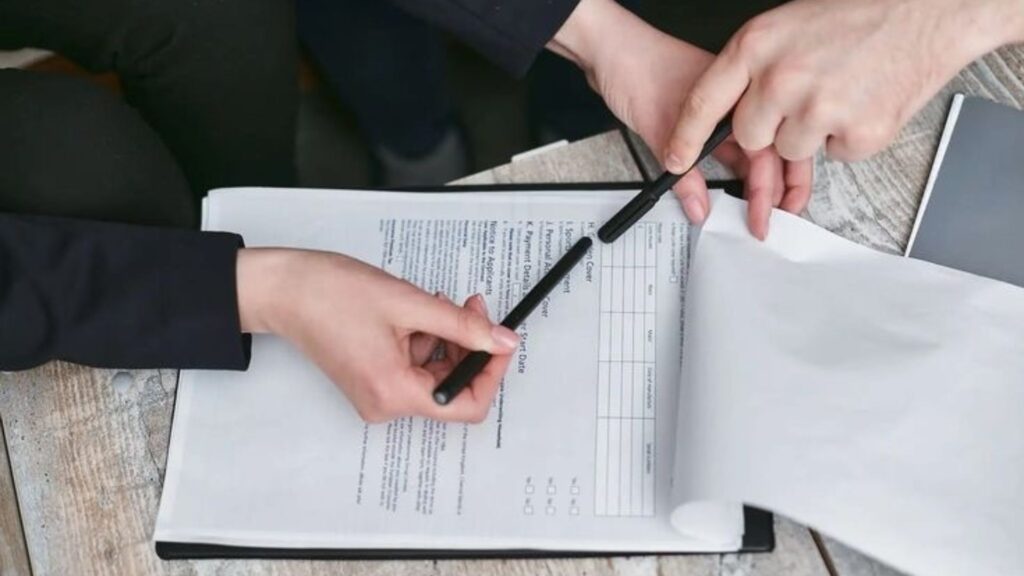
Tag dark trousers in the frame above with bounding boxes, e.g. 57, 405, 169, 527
0, 0, 299, 228
296, 0, 640, 158
297, 0, 453, 158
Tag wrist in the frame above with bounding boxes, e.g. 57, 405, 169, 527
548, 0, 639, 74
960, 0, 1024, 54
993, 0, 1024, 44
547, 0, 599, 71
236, 248, 299, 334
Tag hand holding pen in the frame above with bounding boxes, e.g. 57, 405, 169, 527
434, 114, 738, 406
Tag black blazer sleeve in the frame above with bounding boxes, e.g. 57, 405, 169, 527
0, 213, 251, 371
388, 0, 581, 77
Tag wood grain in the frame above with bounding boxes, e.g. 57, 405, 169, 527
0, 366, 176, 575
456, 131, 643, 185
820, 536, 905, 576
0, 415, 31, 576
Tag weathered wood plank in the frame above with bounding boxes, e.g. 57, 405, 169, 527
456, 131, 643, 185
0, 414, 31, 576
0, 366, 176, 575
820, 536, 905, 576
0, 130, 823, 576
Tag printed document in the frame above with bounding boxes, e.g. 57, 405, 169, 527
155, 188, 743, 552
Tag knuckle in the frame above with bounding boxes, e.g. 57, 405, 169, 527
671, 131, 704, 162
469, 406, 490, 424
775, 142, 801, 162
825, 140, 855, 163
758, 67, 796, 103
732, 125, 758, 151
776, 129, 819, 162
733, 15, 774, 58
801, 96, 838, 128
840, 123, 894, 160
732, 121, 770, 152
365, 378, 397, 412
456, 306, 485, 341
681, 90, 710, 123
859, 122, 893, 147
357, 406, 386, 424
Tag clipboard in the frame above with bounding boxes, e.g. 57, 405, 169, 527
155, 179, 773, 560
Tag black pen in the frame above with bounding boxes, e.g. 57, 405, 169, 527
432, 236, 594, 406
597, 115, 733, 244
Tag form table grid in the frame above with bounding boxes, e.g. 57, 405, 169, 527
594, 223, 657, 517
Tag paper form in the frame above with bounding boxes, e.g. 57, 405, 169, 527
155, 188, 743, 552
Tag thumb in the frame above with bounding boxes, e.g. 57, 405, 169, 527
671, 169, 709, 225
406, 293, 519, 354
666, 51, 750, 173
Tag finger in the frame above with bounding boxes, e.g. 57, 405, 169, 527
424, 294, 495, 373
711, 140, 750, 179
825, 122, 896, 163
774, 116, 827, 162
409, 333, 441, 366
731, 79, 785, 152
456, 294, 491, 363
421, 355, 457, 380
408, 352, 514, 423
400, 291, 519, 355
410, 292, 451, 365
744, 149, 784, 240
665, 53, 751, 173
466, 293, 491, 320
780, 158, 814, 214
772, 166, 785, 207
670, 169, 709, 225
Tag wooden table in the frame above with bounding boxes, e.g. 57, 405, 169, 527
2, 45, 1022, 576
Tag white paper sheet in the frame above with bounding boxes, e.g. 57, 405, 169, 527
676, 192, 1024, 576
155, 187, 743, 552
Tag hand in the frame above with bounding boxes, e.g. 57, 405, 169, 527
235, 248, 519, 423
548, 0, 813, 239
666, 0, 1024, 171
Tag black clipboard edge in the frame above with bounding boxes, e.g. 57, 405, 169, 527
157, 179, 764, 561
155, 507, 771, 560
384, 180, 743, 198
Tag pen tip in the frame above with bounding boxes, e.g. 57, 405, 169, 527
433, 391, 450, 406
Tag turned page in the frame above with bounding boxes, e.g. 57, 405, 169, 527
671, 192, 1024, 576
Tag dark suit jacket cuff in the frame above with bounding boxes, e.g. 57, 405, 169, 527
160, 231, 252, 370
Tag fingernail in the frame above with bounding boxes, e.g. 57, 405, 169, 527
437, 292, 452, 303
472, 294, 490, 316
665, 154, 686, 174
683, 196, 706, 224
751, 221, 768, 242
491, 325, 520, 350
